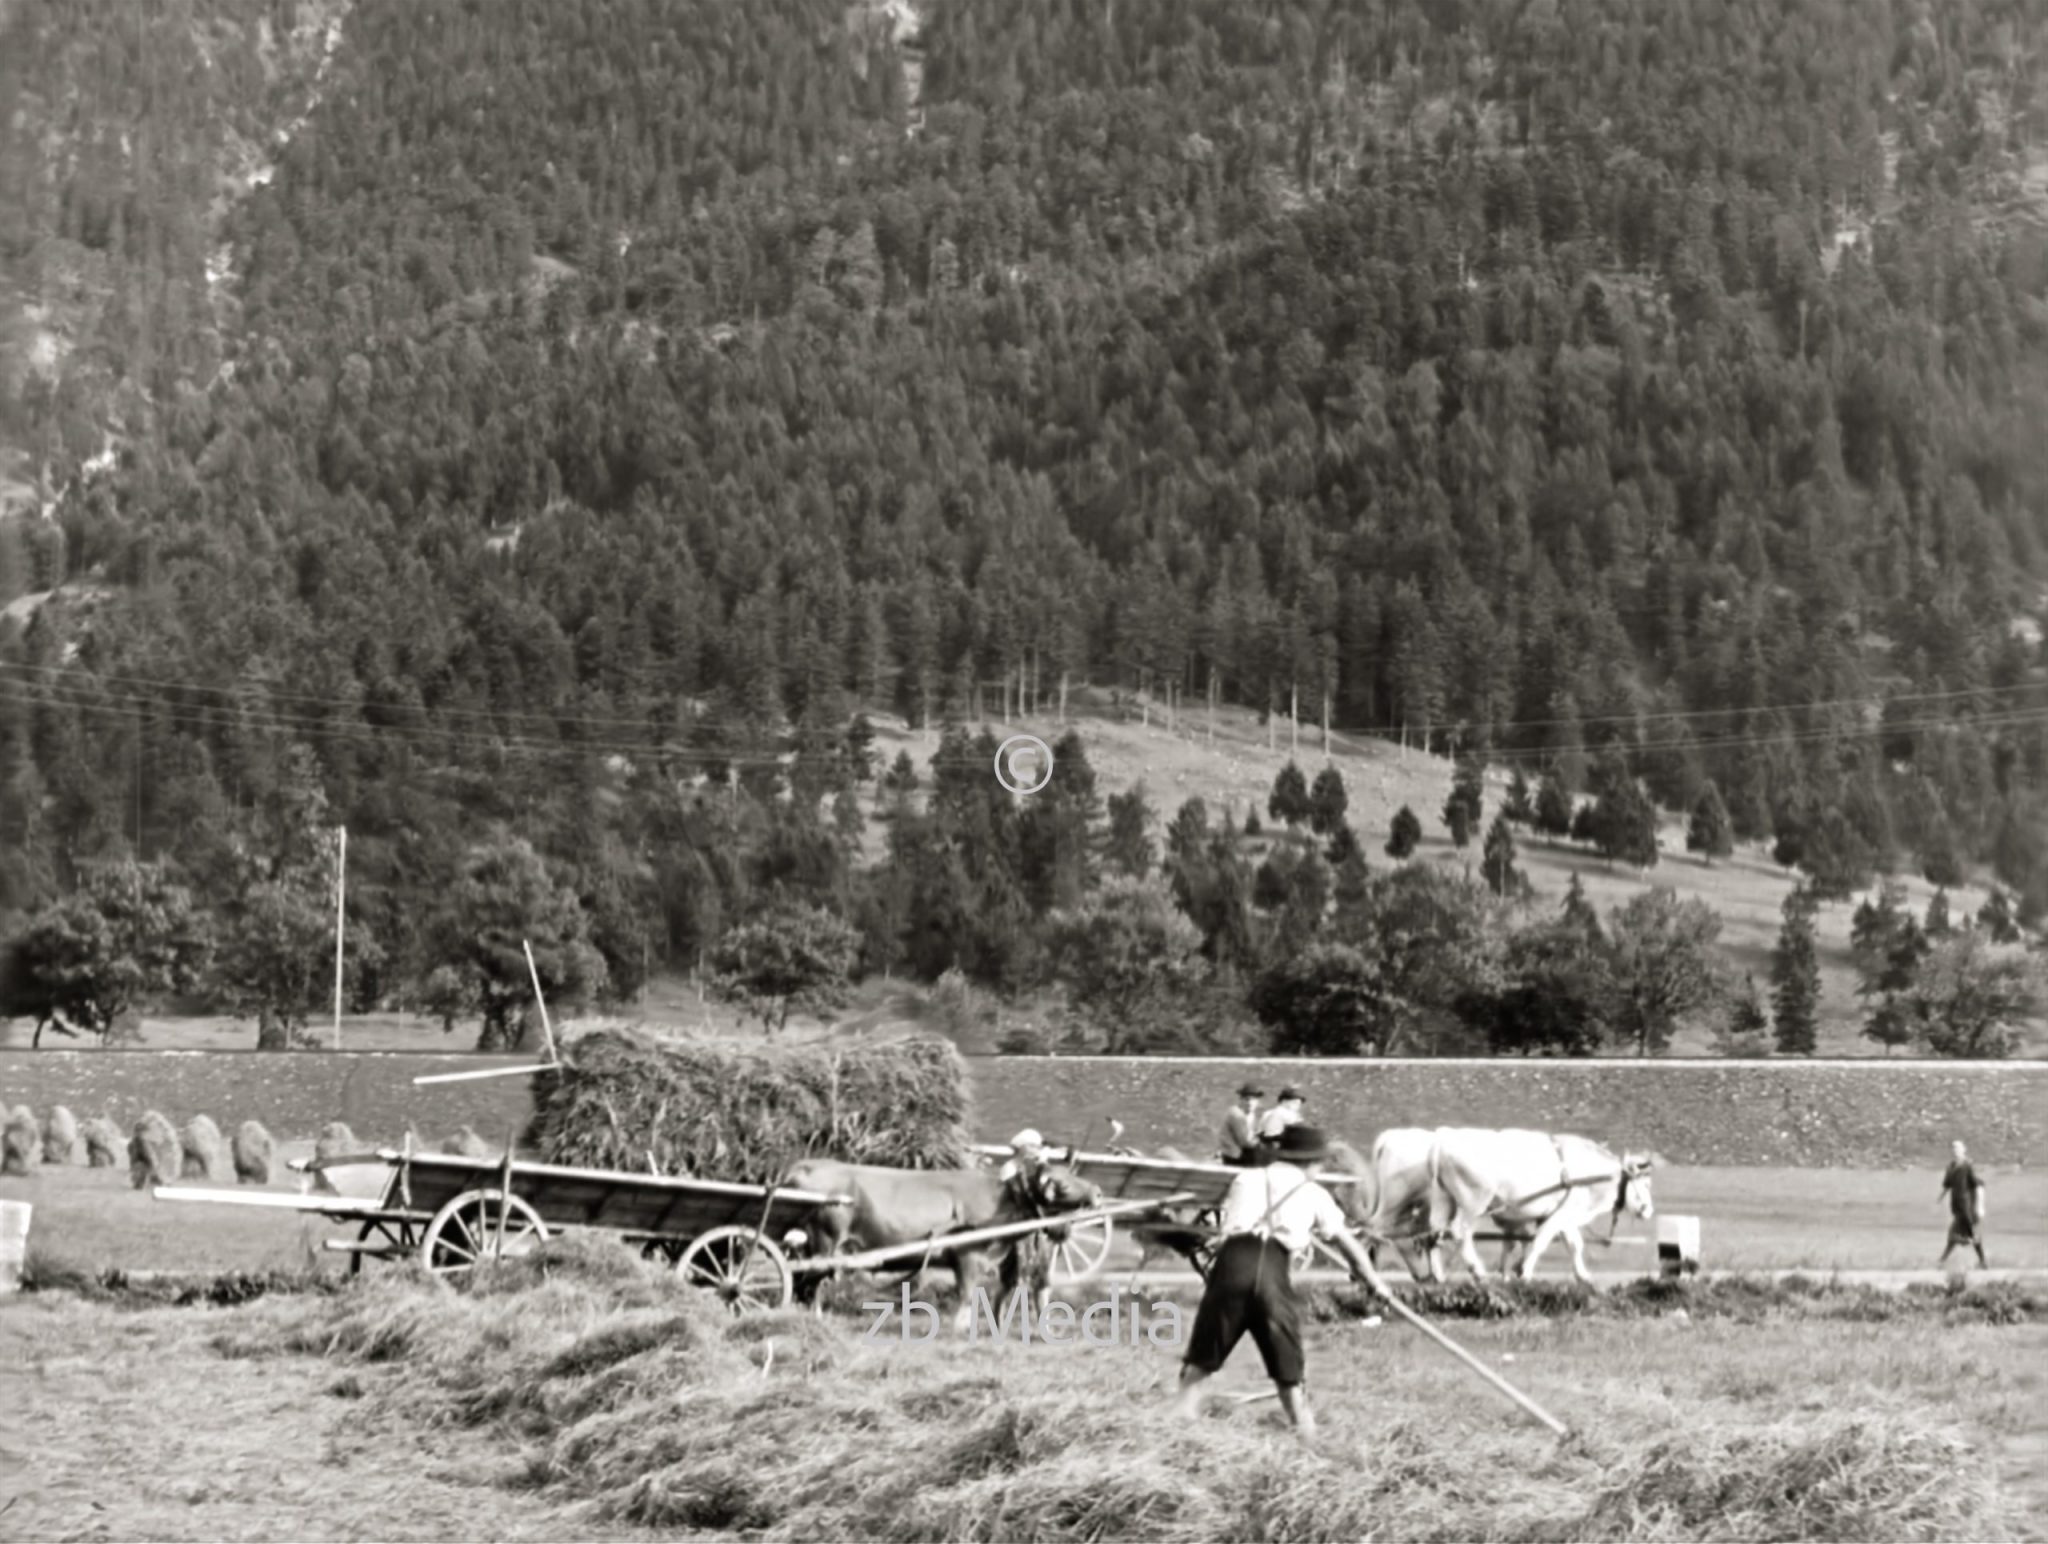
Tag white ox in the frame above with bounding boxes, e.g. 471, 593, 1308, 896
1362, 1126, 1655, 1285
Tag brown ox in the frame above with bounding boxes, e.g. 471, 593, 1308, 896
782, 1157, 1101, 1329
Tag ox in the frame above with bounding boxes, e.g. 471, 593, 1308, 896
781, 1157, 1100, 1330
1423, 1127, 1655, 1285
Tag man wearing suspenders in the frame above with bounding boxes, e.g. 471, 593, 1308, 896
1173, 1123, 1390, 1440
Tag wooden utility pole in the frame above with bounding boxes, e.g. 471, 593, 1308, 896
1290, 684, 1299, 757
332, 825, 347, 1051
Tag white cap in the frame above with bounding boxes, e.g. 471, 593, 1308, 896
1010, 1128, 1045, 1150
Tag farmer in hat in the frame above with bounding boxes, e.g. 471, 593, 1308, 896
1173, 1123, 1390, 1441
1256, 1086, 1306, 1151
1219, 1083, 1263, 1167
998, 1128, 1051, 1193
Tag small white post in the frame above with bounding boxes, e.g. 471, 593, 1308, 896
332, 825, 346, 1051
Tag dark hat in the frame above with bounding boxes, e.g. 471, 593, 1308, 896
1236, 1082, 1264, 1098
1278, 1086, 1304, 1101
1275, 1124, 1331, 1162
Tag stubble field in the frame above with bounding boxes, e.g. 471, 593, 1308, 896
3, 1237, 2045, 1542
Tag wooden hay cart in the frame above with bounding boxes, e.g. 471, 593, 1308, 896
159, 1146, 1185, 1313
159, 1145, 849, 1314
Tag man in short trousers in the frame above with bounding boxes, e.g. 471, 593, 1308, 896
1173, 1123, 1390, 1441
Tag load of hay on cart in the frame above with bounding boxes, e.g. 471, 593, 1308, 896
154, 1144, 1178, 1313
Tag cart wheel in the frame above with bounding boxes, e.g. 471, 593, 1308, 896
1046, 1214, 1114, 1286
421, 1188, 548, 1280
676, 1225, 793, 1315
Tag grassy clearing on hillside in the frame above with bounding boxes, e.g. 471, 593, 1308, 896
8, 1236, 2039, 1542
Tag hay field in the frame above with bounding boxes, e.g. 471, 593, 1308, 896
3, 1241, 2044, 1541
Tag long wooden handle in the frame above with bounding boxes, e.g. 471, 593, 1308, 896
1375, 1291, 1572, 1438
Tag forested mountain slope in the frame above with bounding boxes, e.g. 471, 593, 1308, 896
1, 0, 2044, 1051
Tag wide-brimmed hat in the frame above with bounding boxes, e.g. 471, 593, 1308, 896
1010, 1128, 1045, 1151
1278, 1086, 1304, 1102
1274, 1124, 1331, 1162
1236, 1082, 1264, 1098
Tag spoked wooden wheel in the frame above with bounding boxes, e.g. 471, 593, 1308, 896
420, 1189, 547, 1280
676, 1225, 793, 1315
352, 1217, 420, 1278
1045, 1214, 1114, 1286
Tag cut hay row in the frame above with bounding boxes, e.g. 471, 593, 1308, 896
0, 1106, 284, 1181
129, 1111, 180, 1190
206, 1237, 2020, 1542
4, 1105, 40, 1175
181, 1115, 230, 1183
526, 1028, 971, 1182
80, 1116, 122, 1168
42, 1106, 79, 1165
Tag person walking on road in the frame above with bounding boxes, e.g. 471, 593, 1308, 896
1938, 1138, 1988, 1270
1219, 1084, 1263, 1167
1172, 1123, 1391, 1442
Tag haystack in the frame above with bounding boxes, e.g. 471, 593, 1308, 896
182, 1114, 231, 1181
2, 1106, 40, 1176
130, 1110, 181, 1189
81, 1116, 123, 1168
233, 1120, 274, 1185
42, 1105, 80, 1164
527, 1028, 971, 1183
315, 1121, 360, 1163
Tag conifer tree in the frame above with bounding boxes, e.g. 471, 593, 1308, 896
1770, 885, 1821, 1055
1307, 766, 1348, 836
1269, 761, 1311, 827
1534, 773, 1574, 842
1686, 780, 1734, 865
1386, 804, 1422, 859
1480, 810, 1522, 897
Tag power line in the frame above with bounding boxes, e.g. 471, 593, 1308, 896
0, 656, 2039, 744
7, 671, 2045, 774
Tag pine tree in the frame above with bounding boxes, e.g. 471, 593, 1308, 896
1480, 810, 1523, 897
1504, 769, 1535, 824
1686, 780, 1734, 865
1924, 887, 1952, 937
1534, 773, 1574, 841
1105, 785, 1155, 879
1386, 804, 1422, 859
1711, 974, 1771, 1057
1770, 885, 1822, 1055
1325, 822, 1364, 870
1978, 886, 2022, 943
1307, 766, 1348, 836
1442, 753, 1486, 848
1561, 871, 1604, 944
1269, 761, 1311, 827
